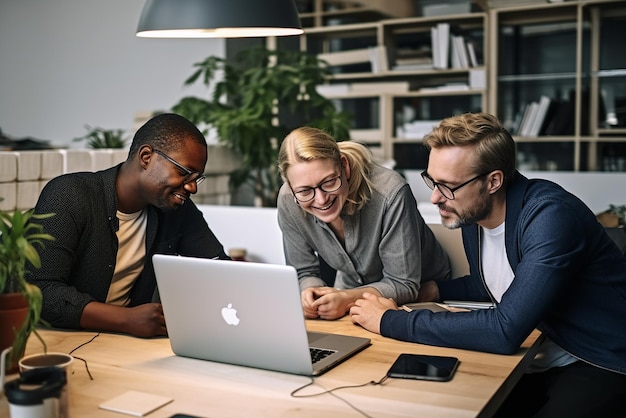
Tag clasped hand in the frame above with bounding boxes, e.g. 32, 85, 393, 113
301, 287, 353, 320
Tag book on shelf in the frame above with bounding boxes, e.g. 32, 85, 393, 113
395, 56, 433, 66
392, 55, 434, 71
469, 69, 486, 90
368, 45, 389, 73
316, 81, 411, 96
397, 120, 441, 140
351, 81, 411, 93
317, 48, 371, 66
538, 99, 559, 136
438, 23, 450, 70
419, 83, 470, 93
516, 102, 536, 137
451, 35, 470, 69
317, 45, 388, 74
517, 96, 556, 137
421, 1, 472, 17
431, 22, 450, 70
528, 95, 551, 137
511, 111, 523, 136
523, 102, 540, 137
466, 41, 479, 67
387, 45, 433, 71
392, 63, 434, 71
431, 26, 440, 70
518, 90, 579, 136
486, 0, 548, 7
315, 84, 351, 96
450, 37, 461, 69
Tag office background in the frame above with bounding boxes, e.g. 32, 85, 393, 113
0, 0, 225, 148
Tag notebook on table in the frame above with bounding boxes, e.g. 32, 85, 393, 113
152, 254, 370, 376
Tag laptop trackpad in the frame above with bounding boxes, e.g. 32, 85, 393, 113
308, 331, 368, 351
308, 331, 330, 345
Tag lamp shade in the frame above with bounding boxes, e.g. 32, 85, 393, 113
136, 0, 303, 38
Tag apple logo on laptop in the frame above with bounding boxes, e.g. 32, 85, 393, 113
221, 303, 240, 326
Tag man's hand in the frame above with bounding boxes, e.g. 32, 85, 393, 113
349, 292, 398, 334
80, 301, 167, 337
125, 303, 167, 337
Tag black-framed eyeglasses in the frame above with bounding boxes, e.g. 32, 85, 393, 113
153, 149, 206, 185
292, 176, 342, 203
421, 170, 491, 200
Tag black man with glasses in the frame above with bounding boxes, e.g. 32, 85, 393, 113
277, 126, 451, 321
350, 113, 626, 417
27, 114, 230, 338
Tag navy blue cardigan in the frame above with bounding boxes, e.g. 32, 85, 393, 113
381, 172, 626, 375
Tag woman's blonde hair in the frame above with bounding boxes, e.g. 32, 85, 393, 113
278, 126, 373, 215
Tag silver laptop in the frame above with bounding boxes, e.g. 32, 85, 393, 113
153, 254, 370, 376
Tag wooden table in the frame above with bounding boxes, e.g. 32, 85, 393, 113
1, 318, 541, 418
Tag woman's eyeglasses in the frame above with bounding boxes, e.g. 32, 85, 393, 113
292, 176, 342, 203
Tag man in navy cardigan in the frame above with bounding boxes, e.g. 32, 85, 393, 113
350, 112, 626, 416
27, 114, 229, 338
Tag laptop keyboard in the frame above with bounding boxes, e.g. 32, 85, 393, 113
310, 347, 336, 364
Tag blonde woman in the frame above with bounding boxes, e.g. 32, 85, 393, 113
277, 126, 451, 320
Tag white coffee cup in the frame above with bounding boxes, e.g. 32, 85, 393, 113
7, 352, 74, 418
18, 352, 73, 374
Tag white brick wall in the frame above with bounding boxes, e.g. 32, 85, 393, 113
0, 146, 241, 211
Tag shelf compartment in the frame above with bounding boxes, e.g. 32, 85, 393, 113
393, 94, 482, 140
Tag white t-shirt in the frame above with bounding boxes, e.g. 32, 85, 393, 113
481, 223, 577, 373
106, 209, 148, 306
481, 222, 513, 302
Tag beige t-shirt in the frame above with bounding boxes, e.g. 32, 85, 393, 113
106, 209, 147, 306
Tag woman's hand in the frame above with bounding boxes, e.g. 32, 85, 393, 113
302, 287, 383, 320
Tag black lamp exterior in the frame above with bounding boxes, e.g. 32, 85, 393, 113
137, 0, 303, 38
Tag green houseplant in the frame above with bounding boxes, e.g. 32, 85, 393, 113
0, 207, 54, 372
172, 45, 353, 207
73, 125, 128, 149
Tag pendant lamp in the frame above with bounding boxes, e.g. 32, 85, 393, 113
136, 0, 303, 38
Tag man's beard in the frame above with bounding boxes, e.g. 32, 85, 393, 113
440, 186, 491, 229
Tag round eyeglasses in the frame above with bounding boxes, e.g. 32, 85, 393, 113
292, 176, 342, 203
421, 170, 491, 200
153, 149, 206, 185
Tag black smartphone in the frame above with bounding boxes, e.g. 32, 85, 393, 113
386, 354, 460, 382
169, 415, 203, 418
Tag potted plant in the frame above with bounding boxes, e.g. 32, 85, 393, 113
73, 125, 128, 149
0, 207, 54, 373
172, 45, 353, 207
